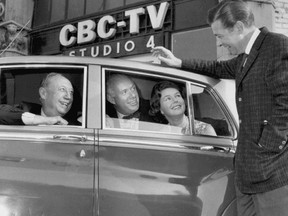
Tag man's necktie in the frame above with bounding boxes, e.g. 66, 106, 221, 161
123, 111, 140, 119
241, 53, 248, 71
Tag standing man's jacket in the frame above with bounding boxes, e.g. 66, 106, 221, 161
181, 27, 288, 194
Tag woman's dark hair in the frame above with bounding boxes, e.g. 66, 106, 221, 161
207, 0, 254, 29
149, 80, 185, 123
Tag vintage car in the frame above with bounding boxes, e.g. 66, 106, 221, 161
0, 56, 238, 216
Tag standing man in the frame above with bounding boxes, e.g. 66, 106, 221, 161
153, 0, 288, 215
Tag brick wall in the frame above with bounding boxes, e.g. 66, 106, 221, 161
275, 0, 288, 35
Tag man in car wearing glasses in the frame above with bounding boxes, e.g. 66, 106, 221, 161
0, 73, 78, 126
105, 73, 154, 129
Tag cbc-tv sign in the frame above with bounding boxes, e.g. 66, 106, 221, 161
59, 1, 171, 58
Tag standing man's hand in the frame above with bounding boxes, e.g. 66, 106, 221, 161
151, 46, 182, 68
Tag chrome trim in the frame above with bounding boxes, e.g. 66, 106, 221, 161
100, 137, 234, 155
53, 134, 87, 142
0, 127, 95, 144
99, 130, 235, 155
82, 66, 88, 127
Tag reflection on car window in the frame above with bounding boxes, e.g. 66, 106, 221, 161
0, 67, 84, 126
190, 84, 232, 137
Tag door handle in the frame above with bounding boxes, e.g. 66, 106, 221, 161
53, 134, 87, 142
201, 146, 231, 153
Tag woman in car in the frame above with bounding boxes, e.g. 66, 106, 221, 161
149, 80, 216, 136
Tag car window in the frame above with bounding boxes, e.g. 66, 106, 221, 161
189, 84, 232, 137
104, 69, 232, 137
0, 65, 85, 126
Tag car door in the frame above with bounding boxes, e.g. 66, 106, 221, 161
0, 64, 96, 216
98, 68, 238, 216
0, 127, 95, 216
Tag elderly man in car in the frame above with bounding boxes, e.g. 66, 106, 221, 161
0, 72, 79, 125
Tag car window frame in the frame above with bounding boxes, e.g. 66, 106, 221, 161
102, 67, 237, 139
186, 81, 237, 139
0, 63, 88, 128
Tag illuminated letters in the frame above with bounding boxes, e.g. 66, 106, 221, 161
77, 20, 96, 45
59, 24, 77, 47
147, 2, 169, 30
97, 15, 116, 39
103, 45, 112, 56
124, 8, 145, 34
59, 1, 170, 55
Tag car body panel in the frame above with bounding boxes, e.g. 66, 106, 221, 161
0, 56, 238, 216
98, 129, 236, 216
0, 126, 96, 216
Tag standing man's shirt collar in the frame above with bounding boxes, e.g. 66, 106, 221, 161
245, 28, 261, 55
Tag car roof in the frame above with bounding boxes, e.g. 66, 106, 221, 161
0, 55, 220, 87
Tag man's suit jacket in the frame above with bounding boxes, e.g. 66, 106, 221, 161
106, 98, 154, 128
181, 27, 288, 194
0, 110, 24, 125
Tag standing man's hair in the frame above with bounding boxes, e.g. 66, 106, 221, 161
207, 0, 254, 29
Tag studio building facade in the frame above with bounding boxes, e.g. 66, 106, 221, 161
30, 0, 220, 62
0, 0, 277, 62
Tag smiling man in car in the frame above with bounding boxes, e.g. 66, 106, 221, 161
105, 73, 154, 129
0, 72, 79, 125
39, 73, 73, 118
